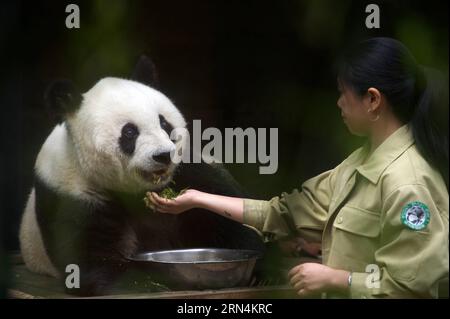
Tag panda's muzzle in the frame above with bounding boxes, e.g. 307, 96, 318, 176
138, 152, 175, 184
152, 151, 171, 165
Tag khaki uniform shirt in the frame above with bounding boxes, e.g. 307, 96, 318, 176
243, 124, 449, 298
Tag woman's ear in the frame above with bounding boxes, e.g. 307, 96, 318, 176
366, 87, 382, 114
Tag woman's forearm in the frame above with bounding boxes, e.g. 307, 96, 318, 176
194, 191, 245, 223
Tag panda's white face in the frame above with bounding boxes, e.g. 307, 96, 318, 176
67, 77, 186, 193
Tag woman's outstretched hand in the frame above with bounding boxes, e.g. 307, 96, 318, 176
148, 189, 202, 214
147, 189, 245, 223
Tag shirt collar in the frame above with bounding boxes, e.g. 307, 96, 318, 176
355, 124, 415, 184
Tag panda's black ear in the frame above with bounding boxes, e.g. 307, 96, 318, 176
45, 79, 82, 123
131, 55, 159, 88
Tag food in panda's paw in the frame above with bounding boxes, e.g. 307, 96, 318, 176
143, 187, 188, 211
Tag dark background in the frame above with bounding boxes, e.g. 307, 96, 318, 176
0, 0, 448, 296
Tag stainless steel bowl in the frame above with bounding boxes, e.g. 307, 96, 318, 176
127, 248, 263, 290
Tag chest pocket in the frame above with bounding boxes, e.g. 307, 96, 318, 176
331, 206, 381, 266
333, 206, 381, 237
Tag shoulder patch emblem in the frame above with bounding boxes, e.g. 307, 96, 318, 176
401, 201, 430, 230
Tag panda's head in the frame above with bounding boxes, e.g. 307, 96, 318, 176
45, 56, 186, 193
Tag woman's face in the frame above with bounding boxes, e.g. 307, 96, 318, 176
337, 80, 371, 136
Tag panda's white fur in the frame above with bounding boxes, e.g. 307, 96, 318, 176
68, 77, 186, 193
35, 123, 94, 199
20, 77, 187, 277
20, 189, 59, 277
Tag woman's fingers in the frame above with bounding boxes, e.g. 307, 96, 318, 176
150, 192, 173, 206
289, 272, 302, 285
146, 191, 193, 215
148, 195, 162, 210
288, 271, 306, 292
297, 289, 307, 297
148, 193, 158, 205
288, 264, 302, 278
294, 280, 305, 290
149, 192, 183, 214
147, 193, 166, 212
150, 192, 166, 205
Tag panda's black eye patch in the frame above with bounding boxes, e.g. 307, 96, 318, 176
159, 115, 174, 139
122, 123, 139, 139
119, 123, 139, 155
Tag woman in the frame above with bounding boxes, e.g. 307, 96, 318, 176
149, 37, 449, 298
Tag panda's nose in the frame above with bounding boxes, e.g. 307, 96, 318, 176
152, 151, 171, 165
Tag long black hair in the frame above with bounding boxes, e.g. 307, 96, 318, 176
337, 37, 449, 189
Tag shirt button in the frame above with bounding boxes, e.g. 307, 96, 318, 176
337, 216, 343, 224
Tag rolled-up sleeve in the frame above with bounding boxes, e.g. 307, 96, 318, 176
243, 169, 336, 242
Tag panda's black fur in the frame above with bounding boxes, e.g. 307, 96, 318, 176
23, 56, 269, 296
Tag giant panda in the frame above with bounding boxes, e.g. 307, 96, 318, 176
19, 56, 265, 296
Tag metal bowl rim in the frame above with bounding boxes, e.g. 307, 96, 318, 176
126, 248, 263, 264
